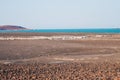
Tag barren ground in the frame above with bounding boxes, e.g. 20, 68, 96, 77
0, 33, 120, 80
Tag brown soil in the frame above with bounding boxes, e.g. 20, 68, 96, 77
0, 33, 120, 80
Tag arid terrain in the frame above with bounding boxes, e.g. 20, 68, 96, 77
0, 33, 120, 80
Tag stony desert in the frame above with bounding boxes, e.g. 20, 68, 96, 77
0, 33, 120, 80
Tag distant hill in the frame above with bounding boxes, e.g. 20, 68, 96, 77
0, 25, 27, 30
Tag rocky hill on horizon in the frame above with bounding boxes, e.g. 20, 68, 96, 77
0, 25, 27, 30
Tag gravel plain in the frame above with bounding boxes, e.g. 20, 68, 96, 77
0, 33, 120, 80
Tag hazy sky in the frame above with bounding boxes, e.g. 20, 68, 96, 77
0, 0, 120, 29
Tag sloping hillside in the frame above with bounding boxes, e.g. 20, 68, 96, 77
0, 25, 27, 30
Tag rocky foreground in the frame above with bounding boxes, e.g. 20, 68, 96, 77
0, 62, 120, 80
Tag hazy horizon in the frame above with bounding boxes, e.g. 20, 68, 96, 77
0, 0, 120, 29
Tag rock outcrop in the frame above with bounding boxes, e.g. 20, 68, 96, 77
0, 25, 27, 30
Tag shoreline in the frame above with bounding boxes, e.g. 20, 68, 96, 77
0, 33, 119, 40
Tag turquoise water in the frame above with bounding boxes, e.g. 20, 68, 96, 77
0, 28, 120, 33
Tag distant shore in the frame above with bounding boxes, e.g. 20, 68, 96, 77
0, 33, 119, 40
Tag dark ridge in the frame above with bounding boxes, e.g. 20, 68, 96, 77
0, 25, 27, 30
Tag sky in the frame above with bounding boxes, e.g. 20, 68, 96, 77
0, 0, 120, 29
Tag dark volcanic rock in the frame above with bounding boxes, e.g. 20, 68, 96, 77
0, 25, 27, 30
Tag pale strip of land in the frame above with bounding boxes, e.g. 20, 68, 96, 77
0, 34, 119, 40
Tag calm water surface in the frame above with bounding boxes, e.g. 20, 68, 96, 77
0, 29, 119, 33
